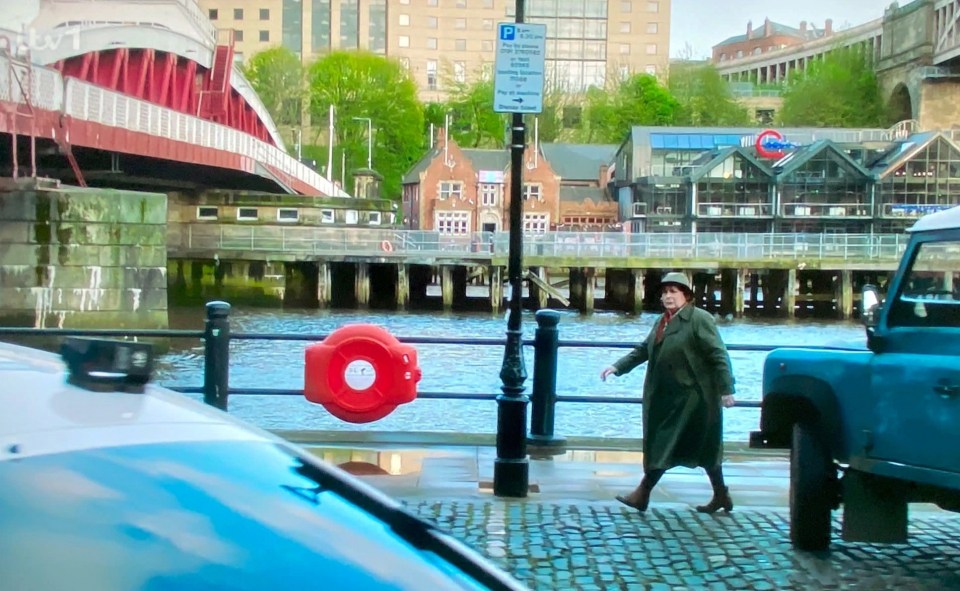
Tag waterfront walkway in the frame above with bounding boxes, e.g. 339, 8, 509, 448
304, 441, 960, 590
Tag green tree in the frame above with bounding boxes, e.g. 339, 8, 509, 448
242, 47, 305, 128
778, 49, 891, 128
581, 74, 681, 143
307, 51, 424, 200
443, 72, 506, 148
668, 62, 752, 126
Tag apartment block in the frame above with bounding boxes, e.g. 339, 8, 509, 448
198, 0, 671, 100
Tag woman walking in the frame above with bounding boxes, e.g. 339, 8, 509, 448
600, 272, 736, 514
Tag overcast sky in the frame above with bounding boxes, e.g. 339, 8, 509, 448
671, 0, 895, 58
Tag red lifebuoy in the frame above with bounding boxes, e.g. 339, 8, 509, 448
380, 240, 393, 252
304, 324, 421, 423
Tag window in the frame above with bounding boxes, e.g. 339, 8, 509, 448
427, 16, 438, 28
454, 61, 466, 82
321, 209, 335, 224
234, 29, 244, 42
482, 40, 493, 51
620, 22, 631, 33
259, 8, 269, 20
753, 47, 762, 55
277, 208, 299, 222
483, 0, 494, 6
345, 210, 359, 224
237, 207, 258, 221
399, 14, 409, 26
523, 184, 541, 201
233, 8, 243, 19
646, 22, 658, 34
889, 240, 960, 328
208, 8, 218, 20
197, 206, 218, 220
439, 181, 463, 200
259, 30, 270, 42
647, 1, 659, 12
523, 213, 549, 233
427, 37, 438, 49
646, 43, 657, 55
645, 64, 657, 75
436, 212, 470, 234
368, 211, 381, 225
480, 183, 498, 206
483, 19, 493, 30
428, 0, 438, 6
455, 39, 466, 51
399, 56, 410, 69
399, 35, 410, 47
620, 1, 632, 13
400, 0, 409, 3
736, 50, 744, 58
456, 18, 466, 29
620, 44, 630, 55
427, 60, 438, 89
457, 0, 467, 6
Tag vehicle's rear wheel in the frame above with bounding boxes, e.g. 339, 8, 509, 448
790, 423, 835, 551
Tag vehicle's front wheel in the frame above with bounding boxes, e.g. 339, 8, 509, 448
790, 423, 836, 551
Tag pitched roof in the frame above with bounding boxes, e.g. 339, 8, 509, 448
402, 147, 440, 184
867, 131, 957, 179
461, 149, 509, 172
559, 186, 611, 204
771, 139, 871, 180
715, 21, 820, 47
541, 143, 618, 181
687, 146, 774, 182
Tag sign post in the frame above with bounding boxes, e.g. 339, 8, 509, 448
492, 2, 545, 499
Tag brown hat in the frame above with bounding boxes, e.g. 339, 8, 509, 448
660, 272, 693, 295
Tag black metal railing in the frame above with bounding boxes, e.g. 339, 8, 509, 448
0, 301, 863, 447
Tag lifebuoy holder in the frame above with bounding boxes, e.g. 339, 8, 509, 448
304, 324, 421, 423
380, 240, 393, 252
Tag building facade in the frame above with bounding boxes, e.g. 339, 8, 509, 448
712, 18, 830, 64
196, 0, 672, 100
402, 132, 617, 232
612, 126, 960, 235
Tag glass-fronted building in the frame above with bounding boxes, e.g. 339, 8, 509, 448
612, 126, 960, 234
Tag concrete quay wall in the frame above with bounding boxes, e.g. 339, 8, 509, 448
0, 181, 168, 329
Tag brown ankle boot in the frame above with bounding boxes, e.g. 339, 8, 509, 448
696, 486, 733, 514
615, 484, 652, 512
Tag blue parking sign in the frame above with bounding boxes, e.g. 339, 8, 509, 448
499, 24, 515, 40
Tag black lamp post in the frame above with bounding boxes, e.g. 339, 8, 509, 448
493, 0, 529, 498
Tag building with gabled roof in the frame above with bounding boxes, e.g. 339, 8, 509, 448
712, 17, 832, 64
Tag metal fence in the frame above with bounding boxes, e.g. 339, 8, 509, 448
170, 223, 911, 262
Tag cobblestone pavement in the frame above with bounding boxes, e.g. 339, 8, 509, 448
406, 500, 960, 591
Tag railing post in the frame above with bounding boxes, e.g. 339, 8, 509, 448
528, 309, 566, 450
203, 301, 231, 411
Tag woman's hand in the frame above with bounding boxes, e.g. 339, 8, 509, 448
600, 366, 617, 382
721, 395, 736, 408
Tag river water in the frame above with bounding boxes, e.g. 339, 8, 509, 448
155, 307, 866, 443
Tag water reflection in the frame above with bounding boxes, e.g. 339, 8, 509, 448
158, 307, 866, 442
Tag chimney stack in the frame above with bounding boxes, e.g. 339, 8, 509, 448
800, 21, 807, 35
825, 18, 833, 35
764, 17, 772, 37
746, 20, 753, 40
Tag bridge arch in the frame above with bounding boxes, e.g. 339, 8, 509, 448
11, 24, 285, 148
889, 82, 916, 123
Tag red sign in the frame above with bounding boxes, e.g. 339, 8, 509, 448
755, 129, 785, 159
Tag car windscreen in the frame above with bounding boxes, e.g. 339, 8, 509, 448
0, 440, 489, 591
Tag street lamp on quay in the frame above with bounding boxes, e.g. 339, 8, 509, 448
352, 116, 373, 170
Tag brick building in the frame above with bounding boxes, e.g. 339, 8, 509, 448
712, 18, 832, 64
401, 132, 617, 233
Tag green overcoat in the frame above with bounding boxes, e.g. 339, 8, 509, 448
612, 305, 735, 471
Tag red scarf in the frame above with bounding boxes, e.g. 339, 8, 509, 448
655, 306, 684, 343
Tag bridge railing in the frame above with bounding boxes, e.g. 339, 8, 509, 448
169, 223, 911, 261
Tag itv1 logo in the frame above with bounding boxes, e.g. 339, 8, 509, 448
0, 27, 83, 56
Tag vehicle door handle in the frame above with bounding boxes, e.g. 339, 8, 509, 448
933, 384, 960, 398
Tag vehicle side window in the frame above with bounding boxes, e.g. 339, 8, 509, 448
888, 240, 960, 328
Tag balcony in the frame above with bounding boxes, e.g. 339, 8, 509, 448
882, 202, 955, 218
697, 202, 773, 218
780, 203, 871, 218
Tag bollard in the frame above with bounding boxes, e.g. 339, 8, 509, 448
528, 309, 566, 450
203, 301, 231, 411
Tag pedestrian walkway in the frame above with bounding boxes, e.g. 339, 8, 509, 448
303, 441, 960, 591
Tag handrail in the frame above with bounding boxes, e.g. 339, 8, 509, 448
169, 224, 913, 262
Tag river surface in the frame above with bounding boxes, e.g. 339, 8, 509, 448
156, 307, 866, 443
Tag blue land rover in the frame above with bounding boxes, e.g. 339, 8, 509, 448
751, 205, 960, 551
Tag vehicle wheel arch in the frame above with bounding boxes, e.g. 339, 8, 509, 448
762, 375, 843, 456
